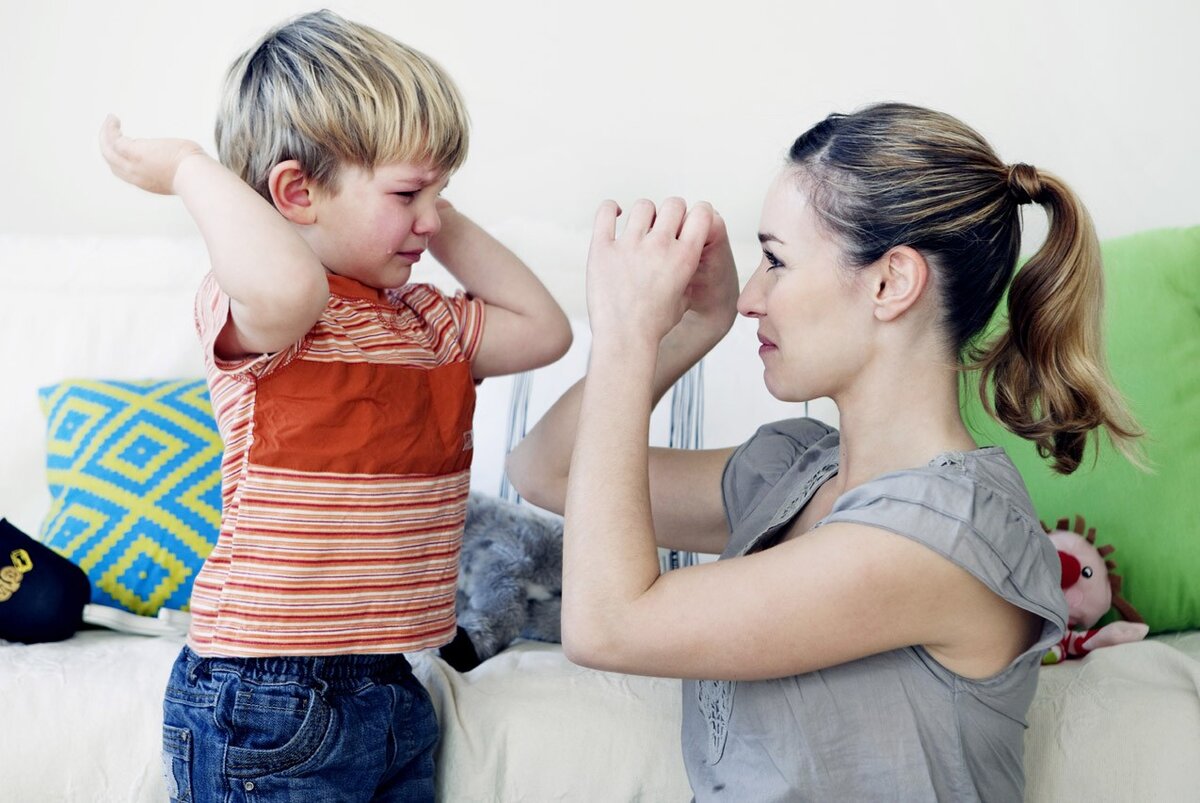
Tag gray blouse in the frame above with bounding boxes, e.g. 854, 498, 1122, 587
680, 419, 1067, 802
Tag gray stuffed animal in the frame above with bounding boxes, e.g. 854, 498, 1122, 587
439, 492, 564, 671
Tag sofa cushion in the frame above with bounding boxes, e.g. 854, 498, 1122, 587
963, 226, 1200, 633
38, 378, 221, 615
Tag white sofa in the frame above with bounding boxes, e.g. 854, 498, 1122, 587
3, 232, 1198, 802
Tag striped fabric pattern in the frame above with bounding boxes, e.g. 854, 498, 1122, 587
189, 273, 485, 657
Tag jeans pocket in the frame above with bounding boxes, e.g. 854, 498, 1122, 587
222, 680, 334, 778
162, 725, 193, 803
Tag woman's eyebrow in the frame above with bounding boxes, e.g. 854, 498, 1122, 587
758, 232, 783, 245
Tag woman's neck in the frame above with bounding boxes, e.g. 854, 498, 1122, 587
826, 353, 977, 494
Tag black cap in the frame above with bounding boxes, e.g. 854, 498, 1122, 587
0, 518, 91, 643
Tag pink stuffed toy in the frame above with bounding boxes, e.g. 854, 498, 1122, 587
1042, 515, 1149, 664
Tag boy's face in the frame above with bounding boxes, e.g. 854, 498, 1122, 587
302, 161, 449, 289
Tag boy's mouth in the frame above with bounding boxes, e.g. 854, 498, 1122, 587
397, 250, 424, 263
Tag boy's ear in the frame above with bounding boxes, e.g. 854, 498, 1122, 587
268, 160, 316, 224
870, 245, 929, 322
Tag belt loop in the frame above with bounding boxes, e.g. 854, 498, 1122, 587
186, 650, 203, 684
310, 655, 329, 696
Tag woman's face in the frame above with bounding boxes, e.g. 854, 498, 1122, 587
736, 171, 874, 402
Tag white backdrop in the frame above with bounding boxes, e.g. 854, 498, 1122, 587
5, 0, 1195, 453
3, 1, 1198, 277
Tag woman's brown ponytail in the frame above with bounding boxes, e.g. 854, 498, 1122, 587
972, 167, 1142, 474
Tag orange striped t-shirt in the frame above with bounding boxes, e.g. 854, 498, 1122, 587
189, 272, 485, 657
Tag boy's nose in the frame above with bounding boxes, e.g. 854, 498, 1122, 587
413, 204, 441, 237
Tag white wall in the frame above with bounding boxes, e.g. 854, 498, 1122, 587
1, 0, 1196, 519
5, 0, 1195, 448
3, 0, 1197, 269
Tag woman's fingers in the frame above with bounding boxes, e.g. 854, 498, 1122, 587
592, 197, 715, 283
623, 198, 657, 237
653, 197, 687, 238
592, 200, 621, 244
703, 209, 727, 249
679, 202, 714, 253
599, 197, 714, 249
585, 197, 722, 346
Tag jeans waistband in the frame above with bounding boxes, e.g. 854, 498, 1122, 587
182, 646, 412, 687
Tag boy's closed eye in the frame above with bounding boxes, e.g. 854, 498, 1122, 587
391, 180, 449, 202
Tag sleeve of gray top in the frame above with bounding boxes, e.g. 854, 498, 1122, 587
721, 418, 835, 532
822, 470, 1068, 640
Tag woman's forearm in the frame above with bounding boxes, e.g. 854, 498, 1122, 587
506, 312, 728, 513
560, 336, 661, 659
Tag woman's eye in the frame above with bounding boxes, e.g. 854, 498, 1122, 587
762, 250, 784, 270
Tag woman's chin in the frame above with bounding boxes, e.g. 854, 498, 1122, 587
763, 373, 794, 402
763, 373, 818, 405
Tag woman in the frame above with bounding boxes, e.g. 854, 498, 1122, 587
506, 103, 1141, 801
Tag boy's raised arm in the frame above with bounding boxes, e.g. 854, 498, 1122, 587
99, 116, 329, 359
430, 200, 572, 378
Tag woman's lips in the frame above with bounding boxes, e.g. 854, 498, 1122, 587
757, 333, 777, 356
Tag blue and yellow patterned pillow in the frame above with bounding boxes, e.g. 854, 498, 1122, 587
38, 379, 222, 616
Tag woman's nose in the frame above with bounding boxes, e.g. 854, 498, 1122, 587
737, 267, 764, 318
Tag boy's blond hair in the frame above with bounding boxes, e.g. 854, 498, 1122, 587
216, 10, 469, 201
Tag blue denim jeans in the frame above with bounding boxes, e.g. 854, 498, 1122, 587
162, 646, 438, 803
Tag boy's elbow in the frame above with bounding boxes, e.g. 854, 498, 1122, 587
553, 318, 573, 358
536, 311, 572, 367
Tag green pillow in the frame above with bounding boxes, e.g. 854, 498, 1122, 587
962, 226, 1200, 633
38, 379, 222, 616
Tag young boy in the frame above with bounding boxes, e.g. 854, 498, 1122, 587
100, 11, 571, 802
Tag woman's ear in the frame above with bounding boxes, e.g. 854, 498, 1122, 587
870, 245, 929, 322
268, 160, 316, 224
